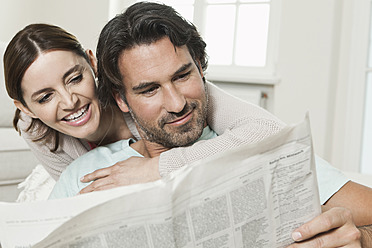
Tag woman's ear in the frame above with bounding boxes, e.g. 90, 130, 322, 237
85, 49, 97, 75
13, 100, 37, 118
113, 92, 129, 113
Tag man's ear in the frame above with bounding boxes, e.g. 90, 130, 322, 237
113, 92, 129, 113
85, 49, 97, 75
13, 100, 37, 118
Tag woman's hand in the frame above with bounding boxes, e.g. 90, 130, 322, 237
79, 156, 161, 194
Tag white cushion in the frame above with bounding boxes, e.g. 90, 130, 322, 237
0, 128, 29, 151
0, 41, 17, 128
16, 164, 55, 202
0, 127, 38, 202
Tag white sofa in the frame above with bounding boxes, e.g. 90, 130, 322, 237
0, 41, 39, 202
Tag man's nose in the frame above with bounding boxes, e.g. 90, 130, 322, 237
163, 85, 186, 113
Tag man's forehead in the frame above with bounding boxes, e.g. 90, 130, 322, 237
118, 38, 193, 87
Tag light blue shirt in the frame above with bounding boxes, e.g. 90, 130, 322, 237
315, 156, 349, 204
49, 127, 217, 199
49, 125, 347, 204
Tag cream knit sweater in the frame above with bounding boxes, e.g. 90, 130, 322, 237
18, 81, 285, 180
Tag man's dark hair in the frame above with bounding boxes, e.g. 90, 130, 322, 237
96, 1, 208, 107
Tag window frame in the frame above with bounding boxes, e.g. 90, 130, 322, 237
192, 0, 282, 84
140, 0, 282, 84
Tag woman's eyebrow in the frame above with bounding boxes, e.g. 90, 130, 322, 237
31, 87, 53, 99
62, 65, 83, 81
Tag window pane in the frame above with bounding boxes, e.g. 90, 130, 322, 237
235, 4, 270, 67
205, 5, 236, 65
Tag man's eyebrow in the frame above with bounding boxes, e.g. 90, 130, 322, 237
173, 63, 192, 76
132, 81, 157, 92
132, 63, 193, 92
62, 64, 83, 81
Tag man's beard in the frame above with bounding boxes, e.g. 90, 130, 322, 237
127, 97, 208, 148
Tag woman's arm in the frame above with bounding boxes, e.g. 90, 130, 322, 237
79, 81, 286, 192
18, 113, 90, 181
158, 81, 286, 176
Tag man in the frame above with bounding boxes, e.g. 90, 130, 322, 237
48, 35, 215, 198
81, 2, 371, 246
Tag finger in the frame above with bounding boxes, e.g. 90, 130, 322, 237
287, 226, 361, 248
88, 183, 117, 192
80, 182, 116, 194
80, 157, 141, 183
292, 207, 351, 242
79, 184, 95, 194
80, 167, 111, 182
79, 177, 113, 194
79, 184, 113, 194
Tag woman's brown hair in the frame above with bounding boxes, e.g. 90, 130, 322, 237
3, 23, 90, 151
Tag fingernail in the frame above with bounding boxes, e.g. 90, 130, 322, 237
292, 231, 302, 241
80, 176, 84, 182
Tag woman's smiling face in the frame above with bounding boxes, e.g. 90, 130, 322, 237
17, 50, 101, 140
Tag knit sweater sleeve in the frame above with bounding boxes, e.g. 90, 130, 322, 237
158, 81, 287, 177
18, 112, 90, 181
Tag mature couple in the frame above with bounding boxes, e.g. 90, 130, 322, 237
4, 1, 372, 247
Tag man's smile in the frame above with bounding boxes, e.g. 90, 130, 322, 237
165, 110, 193, 126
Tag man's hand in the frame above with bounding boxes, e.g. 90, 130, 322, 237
79, 156, 161, 194
287, 206, 361, 247
359, 224, 372, 247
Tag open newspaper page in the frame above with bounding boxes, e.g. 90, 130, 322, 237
0, 179, 162, 248
0, 115, 321, 248
33, 115, 320, 248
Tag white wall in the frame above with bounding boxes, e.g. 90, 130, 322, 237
274, 0, 368, 173
274, 0, 341, 162
0, 0, 109, 51
0, 0, 362, 172
330, 0, 371, 173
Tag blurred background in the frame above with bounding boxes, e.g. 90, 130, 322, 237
1, 0, 371, 182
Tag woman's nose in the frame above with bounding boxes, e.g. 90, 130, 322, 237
59, 89, 78, 110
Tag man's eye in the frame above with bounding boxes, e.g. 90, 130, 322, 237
38, 93, 52, 104
175, 72, 191, 81
141, 86, 159, 95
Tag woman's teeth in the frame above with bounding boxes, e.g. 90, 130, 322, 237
64, 105, 88, 122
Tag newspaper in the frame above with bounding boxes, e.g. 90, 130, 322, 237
0, 115, 321, 248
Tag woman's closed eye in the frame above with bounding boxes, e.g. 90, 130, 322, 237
69, 74, 83, 84
37, 92, 53, 104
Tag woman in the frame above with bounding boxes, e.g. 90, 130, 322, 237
4, 23, 285, 187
